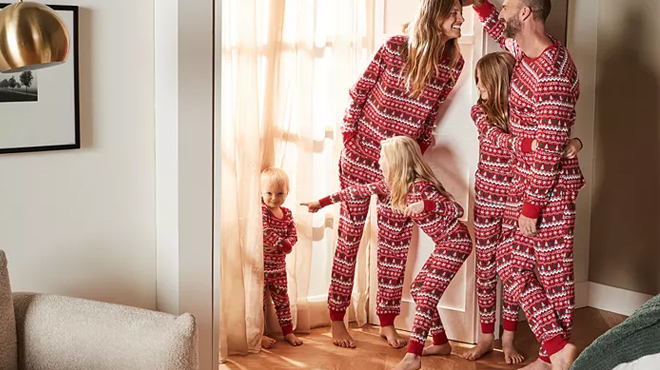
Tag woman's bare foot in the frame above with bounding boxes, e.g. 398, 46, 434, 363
380, 325, 408, 348
391, 353, 422, 370
462, 333, 493, 361
549, 343, 578, 370
422, 342, 452, 356
520, 358, 552, 370
261, 335, 276, 349
331, 321, 355, 348
502, 330, 524, 364
284, 333, 303, 346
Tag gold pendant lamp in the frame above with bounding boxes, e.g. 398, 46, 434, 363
0, 0, 70, 73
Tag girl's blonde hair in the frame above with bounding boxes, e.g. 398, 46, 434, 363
380, 136, 452, 211
475, 52, 516, 132
402, 0, 462, 98
261, 167, 290, 192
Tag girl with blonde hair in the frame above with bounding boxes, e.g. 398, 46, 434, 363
303, 136, 472, 370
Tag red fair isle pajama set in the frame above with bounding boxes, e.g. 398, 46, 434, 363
471, 104, 534, 335
329, 34, 464, 326
262, 202, 298, 336
318, 180, 472, 356
474, 1, 586, 362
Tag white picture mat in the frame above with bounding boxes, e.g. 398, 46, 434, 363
0, 8, 76, 149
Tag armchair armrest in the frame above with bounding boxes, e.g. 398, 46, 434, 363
12, 292, 198, 370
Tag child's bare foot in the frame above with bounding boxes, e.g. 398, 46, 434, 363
462, 333, 493, 361
422, 342, 452, 356
549, 343, 578, 370
502, 329, 524, 364
331, 321, 355, 348
284, 333, 303, 346
391, 353, 422, 370
261, 335, 276, 349
520, 358, 552, 370
380, 325, 408, 348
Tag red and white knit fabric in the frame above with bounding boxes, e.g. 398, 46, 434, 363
319, 180, 472, 356
474, 0, 585, 361
471, 103, 533, 334
328, 34, 465, 326
262, 202, 298, 335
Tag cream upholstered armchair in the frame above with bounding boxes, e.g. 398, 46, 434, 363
0, 250, 198, 370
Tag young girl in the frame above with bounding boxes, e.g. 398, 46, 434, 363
463, 51, 583, 364
260, 168, 303, 348
329, 0, 465, 349
302, 136, 471, 370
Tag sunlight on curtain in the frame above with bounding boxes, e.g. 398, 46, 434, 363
219, 0, 376, 361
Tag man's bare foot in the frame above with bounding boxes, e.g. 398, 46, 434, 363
391, 353, 422, 370
550, 343, 578, 370
502, 330, 524, 364
462, 333, 493, 361
422, 342, 452, 356
261, 335, 276, 349
284, 333, 303, 346
520, 358, 552, 370
331, 321, 355, 348
380, 325, 408, 349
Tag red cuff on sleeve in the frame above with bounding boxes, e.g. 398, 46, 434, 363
279, 240, 292, 254
343, 131, 356, 145
521, 138, 534, 153
473, 0, 495, 18
419, 141, 430, 154
521, 202, 542, 219
423, 199, 435, 212
319, 196, 333, 208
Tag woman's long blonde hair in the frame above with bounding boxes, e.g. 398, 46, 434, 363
402, 0, 462, 98
381, 136, 452, 212
475, 52, 516, 132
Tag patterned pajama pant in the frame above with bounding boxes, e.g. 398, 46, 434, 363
407, 231, 472, 356
328, 142, 413, 327
474, 184, 520, 334
497, 184, 578, 361
264, 254, 293, 335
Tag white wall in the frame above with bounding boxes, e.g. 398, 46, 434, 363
156, 0, 216, 369
0, 0, 156, 309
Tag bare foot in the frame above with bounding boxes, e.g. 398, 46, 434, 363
550, 343, 578, 370
261, 335, 276, 349
380, 325, 408, 349
422, 342, 452, 356
331, 321, 356, 348
391, 353, 422, 370
462, 333, 493, 361
284, 333, 303, 346
502, 330, 524, 364
520, 358, 552, 370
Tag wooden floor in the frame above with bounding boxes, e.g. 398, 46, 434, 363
220, 307, 626, 370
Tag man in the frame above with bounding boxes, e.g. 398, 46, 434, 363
462, 1, 585, 369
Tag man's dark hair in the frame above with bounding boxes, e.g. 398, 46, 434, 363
523, 0, 551, 21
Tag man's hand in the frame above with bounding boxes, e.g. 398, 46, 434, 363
461, 0, 485, 7
563, 138, 583, 159
518, 214, 538, 237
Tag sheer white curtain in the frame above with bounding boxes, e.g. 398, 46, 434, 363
219, 0, 377, 361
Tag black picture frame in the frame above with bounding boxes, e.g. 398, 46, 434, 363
0, 3, 79, 155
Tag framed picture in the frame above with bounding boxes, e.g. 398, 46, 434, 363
0, 3, 79, 154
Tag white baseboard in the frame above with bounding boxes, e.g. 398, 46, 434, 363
587, 282, 654, 316
575, 281, 590, 309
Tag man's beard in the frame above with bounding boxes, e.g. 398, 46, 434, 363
502, 17, 522, 38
